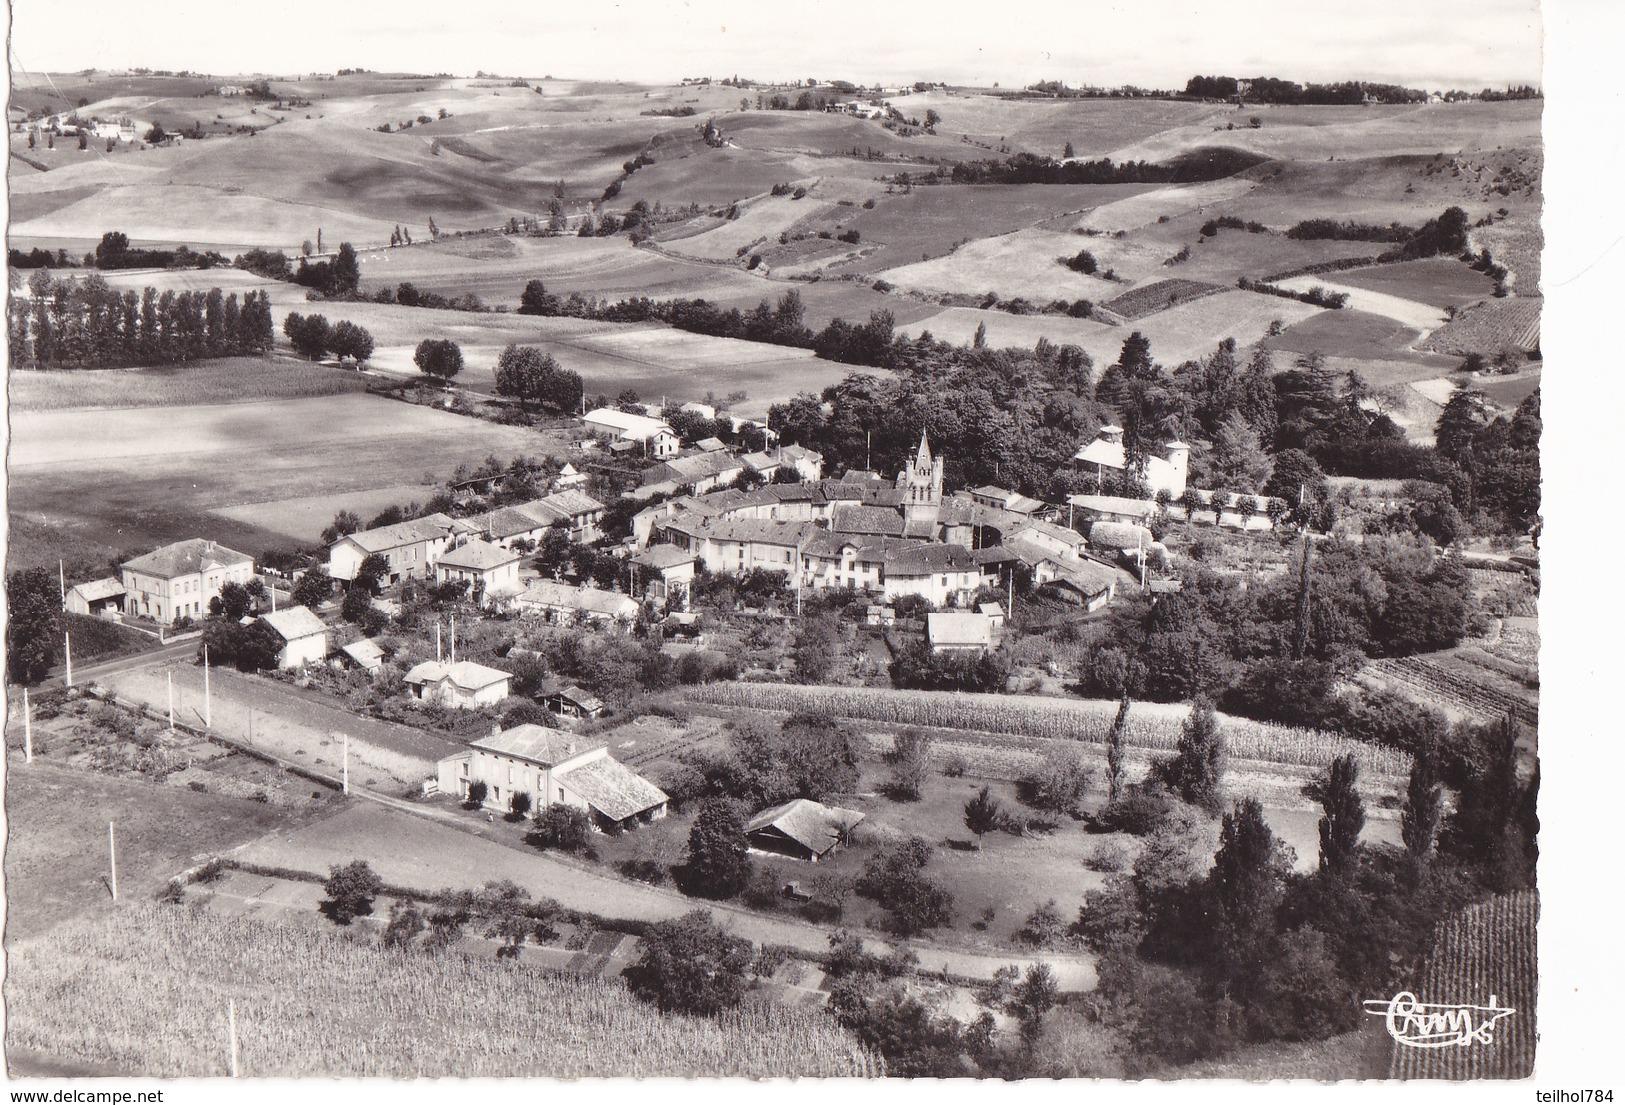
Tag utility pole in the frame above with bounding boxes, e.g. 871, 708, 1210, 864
108, 821, 118, 902
228, 1000, 241, 1077
64, 633, 73, 688
342, 733, 350, 795
450, 616, 457, 665
436, 620, 442, 663
203, 643, 212, 728
167, 671, 175, 732
23, 687, 33, 763
59, 559, 66, 609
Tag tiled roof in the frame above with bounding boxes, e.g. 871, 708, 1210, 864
473, 723, 605, 765
483, 506, 553, 539
437, 539, 522, 572
403, 659, 512, 691
338, 514, 458, 554
259, 605, 326, 641
519, 580, 638, 619
550, 684, 604, 712
555, 756, 669, 822
583, 407, 673, 439
632, 544, 697, 571
1088, 520, 1155, 551
123, 539, 253, 579
340, 638, 385, 665
70, 576, 126, 602
1068, 494, 1157, 517
831, 505, 907, 537
746, 798, 865, 857
884, 543, 980, 575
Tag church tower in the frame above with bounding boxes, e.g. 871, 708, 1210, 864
896, 432, 944, 526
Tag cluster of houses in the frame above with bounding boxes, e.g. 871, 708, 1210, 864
18, 112, 139, 142
627, 432, 1126, 642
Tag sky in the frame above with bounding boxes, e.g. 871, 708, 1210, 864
8, 0, 1543, 91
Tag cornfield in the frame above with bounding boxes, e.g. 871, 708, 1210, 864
4, 903, 882, 1078
1390, 890, 1538, 1079
688, 683, 1412, 779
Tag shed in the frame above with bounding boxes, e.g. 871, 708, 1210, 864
339, 637, 385, 674
746, 798, 866, 861
545, 684, 605, 719
403, 659, 512, 709
66, 576, 126, 617
925, 611, 994, 654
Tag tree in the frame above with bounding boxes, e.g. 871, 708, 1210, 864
1262, 447, 1326, 506
530, 804, 593, 853
1019, 748, 1093, 816
923, 108, 942, 130
1063, 140, 1076, 158
494, 344, 564, 411
321, 510, 362, 545
328, 320, 374, 362
212, 581, 254, 621
885, 728, 932, 800
383, 900, 426, 948
414, 338, 464, 382
340, 586, 374, 623
291, 567, 333, 609
1202, 798, 1290, 1001
354, 553, 389, 596
518, 279, 557, 315
329, 242, 361, 296
1152, 697, 1225, 815
683, 797, 751, 899
1313, 753, 1366, 877
283, 312, 332, 359
857, 838, 953, 936
626, 911, 753, 1015
321, 859, 384, 925
1206, 412, 1273, 494
6, 568, 61, 684
1251, 927, 1358, 1041
1105, 694, 1131, 805
1400, 741, 1443, 863
1434, 385, 1492, 462
964, 785, 1003, 839
1012, 964, 1060, 1042
793, 616, 840, 682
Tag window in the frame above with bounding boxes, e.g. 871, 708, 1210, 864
494, 786, 501, 803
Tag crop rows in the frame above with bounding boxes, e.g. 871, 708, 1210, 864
1101, 278, 1228, 321
1418, 297, 1542, 355
688, 683, 1411, 778
1391, 890, 1537, 1079
1364, 657, 1537, 726
4, 903, 881, 1078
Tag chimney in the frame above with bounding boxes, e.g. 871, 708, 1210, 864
567, 741, 576, 755
491, 723, 501, 739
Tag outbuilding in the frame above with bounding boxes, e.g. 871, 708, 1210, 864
745, 798, 865, 861
258, 605, 329, 670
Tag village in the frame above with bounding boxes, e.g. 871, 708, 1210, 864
2, 45, 1550, 1081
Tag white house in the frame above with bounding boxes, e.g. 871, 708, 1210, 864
631, 544, 697, 607
436, 723, 669, 829
582, 408, 680, 458
403, 660, 513, 709
259, 606, 329, 670
435, 540, 523, 608
121, 539, 255, 623
1074, 425, 1190, 499
882, 543, 982, 607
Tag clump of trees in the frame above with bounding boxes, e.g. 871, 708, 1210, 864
414, 338, 464, 382
292, 242, 362, 297
283, 313, 374, 362
493, 343, 584, 412
855, 837, 954, 935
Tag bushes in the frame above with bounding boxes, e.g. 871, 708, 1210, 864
856, 838, 953, 936
1063, 249, 1098, 274
1017, 749, 1093, 817
528, 805, 593, 854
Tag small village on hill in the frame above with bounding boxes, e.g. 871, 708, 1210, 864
3, 33, 1546, 1083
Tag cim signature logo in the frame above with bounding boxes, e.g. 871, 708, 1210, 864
1363, 991, 1516, 1049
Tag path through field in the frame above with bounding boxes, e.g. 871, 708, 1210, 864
235, 801, 1099, 991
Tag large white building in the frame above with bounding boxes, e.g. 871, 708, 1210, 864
582, 408, 680, 458
1074, 426, 1189, 499
121, 539, 255, 623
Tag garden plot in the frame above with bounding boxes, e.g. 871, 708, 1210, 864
659, 193, 837, 261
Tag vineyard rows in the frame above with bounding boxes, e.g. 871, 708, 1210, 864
687, 683, 1411, 779
4, 904, 881, 1078
1101, 278, 1228, 321
1365, 657, 1537, 726
1391, 890, 1537, 1079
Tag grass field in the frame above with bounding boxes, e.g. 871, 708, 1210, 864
8, 390, 556, 565
1327, 258, 1498, 309
1275, 276, 1447, 331
875, 228, 1122, 302
8, 358, 367, 412
1266, 309, 1459, 366
0, 759, 305, 940
3, 903, 880, 1077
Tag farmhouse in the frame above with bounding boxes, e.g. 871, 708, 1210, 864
403, 659, 513, 709
967, 485, 1053, 519
1074, 425, 1190, 499
746, 798, 865, 862
531, 489, 607, 543
66, 577, 126, 618
258, 606, 329, 670
657, 516, 812, 577
121, 539, 255, 623
926, 610, 994, 654
435, 540, 523, 608
582, 407, 680, 458
516, 580, 639, 625
328, 513, 464, 583
436, 724, 668, 830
